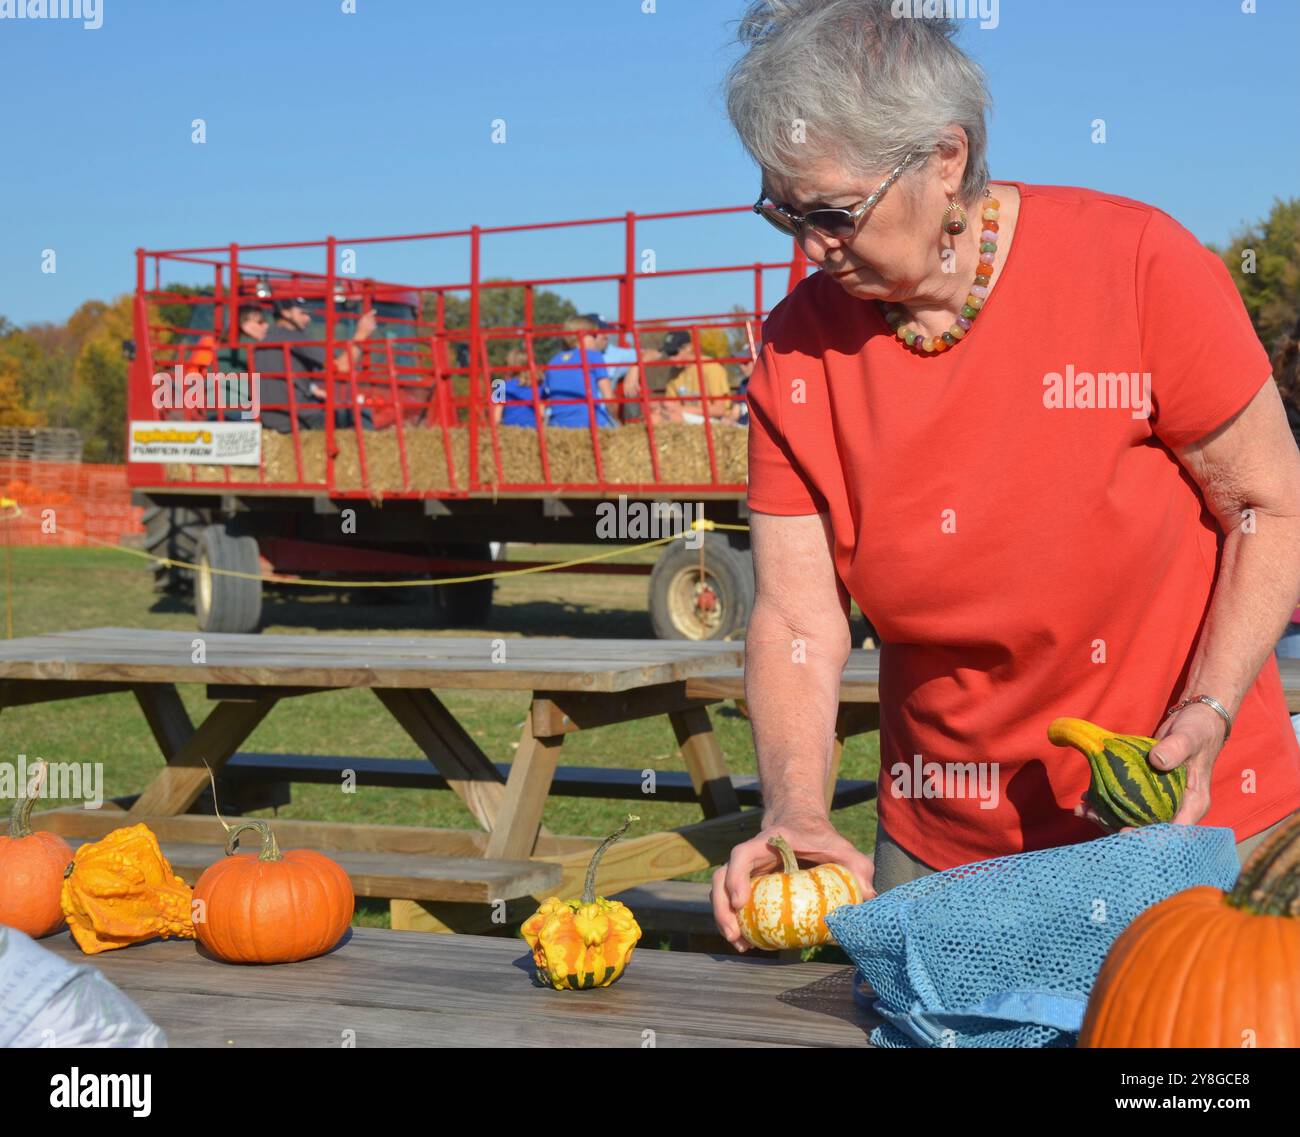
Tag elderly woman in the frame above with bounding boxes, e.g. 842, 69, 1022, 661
712, 0, 1300, 949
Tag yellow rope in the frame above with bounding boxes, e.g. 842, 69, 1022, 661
91, 514, 748, 587
0, 493, 748, 592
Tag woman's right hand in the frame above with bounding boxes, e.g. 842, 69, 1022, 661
710, 815, 876, 952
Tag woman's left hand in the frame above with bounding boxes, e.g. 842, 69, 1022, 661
1072, 702, 1226, 829
1148, 702, 1227, 824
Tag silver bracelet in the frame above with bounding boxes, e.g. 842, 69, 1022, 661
1165, 694, 1233, 742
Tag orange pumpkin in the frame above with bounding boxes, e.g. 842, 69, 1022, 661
0, 763, 72, 938
1081, 810, 1300, 1047
193, 820, 353, 964
738, 835, 864, 950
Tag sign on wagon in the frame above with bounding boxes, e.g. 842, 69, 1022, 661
127, 422, 261, 466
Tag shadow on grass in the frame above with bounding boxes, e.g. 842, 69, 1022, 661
149, 589, 658, 638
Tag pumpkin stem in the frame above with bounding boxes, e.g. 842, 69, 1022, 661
1047, 717, 1113, 757
9, 760, 47, 839
581, 815, 637, 905
1227, 811, 1300, 915
225, 820, 283, 862
768, 834, 800, 875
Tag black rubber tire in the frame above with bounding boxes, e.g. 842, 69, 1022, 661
142, 505, 207, 593
194, 525, 263, 634
649, 533, 754, 640
435, 541, 498, 627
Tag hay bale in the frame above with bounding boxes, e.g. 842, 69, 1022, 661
646, 422, 748, 484
160, 422, 749, 491
333, 427, 471, 492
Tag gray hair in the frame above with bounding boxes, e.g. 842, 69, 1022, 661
725, 0, 993, 206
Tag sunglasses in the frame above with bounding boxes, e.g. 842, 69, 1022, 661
753, 151, 920, 240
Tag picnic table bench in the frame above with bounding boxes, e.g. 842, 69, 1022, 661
39, 927, 878, 1047
0, 627, 878, 937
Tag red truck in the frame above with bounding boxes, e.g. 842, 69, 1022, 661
127, 205, 808, 639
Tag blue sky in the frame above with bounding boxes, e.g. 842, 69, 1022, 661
1, 0, 1296, 328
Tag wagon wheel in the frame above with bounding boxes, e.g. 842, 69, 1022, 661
195, 524, 263, 634
143, 504, 207, 593
649, 535, 754, 640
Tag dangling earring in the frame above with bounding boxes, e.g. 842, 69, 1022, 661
941, 195, 968, 236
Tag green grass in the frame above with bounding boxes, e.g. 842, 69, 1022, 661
0, 543, 879, 942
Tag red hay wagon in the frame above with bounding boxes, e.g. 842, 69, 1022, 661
127, 205, 808, 638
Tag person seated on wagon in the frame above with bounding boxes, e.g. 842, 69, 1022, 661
254, 297, 377, 432
540, 316, 617, 428
582, 313, 644, 423
652, 329, 735, 424
494, 346, 540, 427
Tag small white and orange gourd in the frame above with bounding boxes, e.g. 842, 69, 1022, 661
738, 835, 864, 949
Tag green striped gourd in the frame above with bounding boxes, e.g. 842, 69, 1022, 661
1047, 716, 1186, 830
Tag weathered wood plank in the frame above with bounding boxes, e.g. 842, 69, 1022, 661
33, 807, 597, 857
129, 698, 277, 816
529, 682, 716, 734
685, 652, 882, 704
61, 838, 560, 902
539, 807, 765, 897
0, 630, 745, 695
37, 926, 875, 1048
132, 684, 195, 759
105, 991, 796, 1048
484, 716, 564, 860
0, 679, 129, 707
1284, 658, 1300, 711
374, 688, 508, 831
609, 879, 717, 935
396, 807, 767, 935
0, 656, 742, 693
670, 705, 740, 819
218, 752, 876, 809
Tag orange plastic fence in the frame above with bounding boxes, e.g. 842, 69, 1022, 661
0, 461, 145, 548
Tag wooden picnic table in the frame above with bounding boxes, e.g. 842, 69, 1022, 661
0, 627, 877, 934
689, 655, 1300, 713
38, 926, 878, 1047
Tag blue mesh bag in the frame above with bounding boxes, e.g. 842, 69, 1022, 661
825, 825, 1240, 1048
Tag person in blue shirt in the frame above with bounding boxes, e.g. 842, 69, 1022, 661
542, 316, 616, 428
495, 347, 539, 428
580, 311, 649, 424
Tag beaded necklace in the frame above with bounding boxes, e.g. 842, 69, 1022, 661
880, 187, 1001, 355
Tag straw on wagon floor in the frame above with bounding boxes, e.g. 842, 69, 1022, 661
167, 423, 749, 491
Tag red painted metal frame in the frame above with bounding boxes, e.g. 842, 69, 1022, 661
128, 205, 810, 499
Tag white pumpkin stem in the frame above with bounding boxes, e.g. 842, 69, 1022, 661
768, 834, 800, 875
202, 759, 233, 835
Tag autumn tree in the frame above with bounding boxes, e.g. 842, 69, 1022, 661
1212, 197, 1300, 353
0, 317, 46, 427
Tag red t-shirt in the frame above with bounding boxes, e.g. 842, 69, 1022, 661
746, 180, 1300, 871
